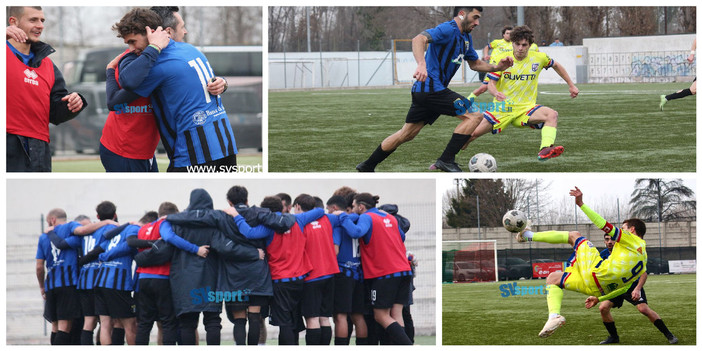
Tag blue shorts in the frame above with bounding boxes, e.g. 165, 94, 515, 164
100, 143, 158, 172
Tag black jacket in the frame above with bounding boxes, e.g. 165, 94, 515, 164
165, 189, 260, 316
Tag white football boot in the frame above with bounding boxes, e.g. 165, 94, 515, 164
538, 315, 566, 338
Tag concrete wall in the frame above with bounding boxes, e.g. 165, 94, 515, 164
442, 221, 696, 251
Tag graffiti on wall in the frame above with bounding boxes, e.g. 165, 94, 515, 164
630, 53, 693, 77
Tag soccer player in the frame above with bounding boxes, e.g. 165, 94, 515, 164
597, 235, 677, 344
327, 195, 368, 345
6, 6, 87, 172
276, 193, 293, 213
515, 186, 648, 338
226, 198, 325, 345
461, 25, 578, 161
356, 6, 513, 172
295, 194, 341, 345
659, 38, 695, 110
36, 209, 83, 344
102, 7, 227, 172
113, 9, 238, 172
338, 193, 413, 345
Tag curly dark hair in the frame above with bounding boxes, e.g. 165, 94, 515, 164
510, 25, 534, 46
112, 8, 162, 38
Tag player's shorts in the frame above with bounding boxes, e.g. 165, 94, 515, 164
225, 295, 270, 322
609, 285, 648, 308
44, 286, 82, 322
406, 88, 472, 125
367, 274, 411, 309
333, 273, 367, 315
270, 280, 304, 327
558, 237, 605, 296
482, 104, 545, 134
302, 277, 334, 318
95, 287, 136, 319
136, 278, 175, 324
78, 288, 97, 317
99, 143, 158, 172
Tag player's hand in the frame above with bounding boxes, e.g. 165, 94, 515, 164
197, 245, 210, 258
585, 296, 599, 309
332, 210, 344, 215
495, 56, 514, 71
687, 54, 695, 64
413, 63, 428, 82
223, 206, 239, 217
145, 26, 170, 51
569, 186, 583, 207
40, 287, 46, 300
569, 85, 579, 99
6, 25, 28, 43
494, 92, 507, 102
631, 288, 641, 301
104, 219, 119, 226
258, 248, 265, 260
44, 226, 54, 233
483, 55, 490, 62
107, 53, 122, 70
61, 93, 83, 113
207, 77, 227, 96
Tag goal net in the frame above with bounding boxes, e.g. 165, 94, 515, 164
442, 240, 497, 283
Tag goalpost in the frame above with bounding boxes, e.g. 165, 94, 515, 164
442, 240, 498, 283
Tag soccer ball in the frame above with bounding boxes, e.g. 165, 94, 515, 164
468, 153, 497, 172
502, 210, 528, 233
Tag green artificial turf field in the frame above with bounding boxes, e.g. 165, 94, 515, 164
51, 154, 262, 172
442, 273, 695, 345
269, 82, 695, 172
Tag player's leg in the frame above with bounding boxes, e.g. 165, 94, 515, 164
636, 301, 678, 343
246, 299, 264, 346
517, 227, 579, 246
434, 91, 483, 172
55, 319, 72, 345
469, 82, 489, 100
118, 317, 137, 345
660, 79, 696, 110
357, 122, 425, 172
202, 311, 222, 345
319, 278, 334, 345
227, 303, 247, 345
524, 106, 563, 160
99, 315, 113, 345
598, 300, 620, 344
690, 79, 696, 95
302, 279, 323, 345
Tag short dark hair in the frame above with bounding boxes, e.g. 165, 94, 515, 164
139, 211, 159, 224
276, 193, 292, 206
227, 186, 248, 205
96, 201, 116, 221
293, 194, 316, 212
313, 196, 324, 209
158, 202, 179, 217
149, 6, 179, 30
333, 186, 357, 209
354, 193, 379, 209
112, 8, 162, 38
326, 195, 348, 210
7, 6, 42, 23
623, 218, 646, 238
453, 7, 483, 17
260, 196, 283, 213
510, 25, 534, 46
501, 25, 514, 36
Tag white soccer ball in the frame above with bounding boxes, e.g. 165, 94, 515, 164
502, 210, 528, 233
468, 153, 497, 172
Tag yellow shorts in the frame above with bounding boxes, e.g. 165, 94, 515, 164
482, 104, 545, 134
559, 238, 603, 296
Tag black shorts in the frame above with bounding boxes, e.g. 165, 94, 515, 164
225, 295, 270, 323
368, 275, 411, 309
405, 88, 471, 125
44, 286, 81, 322
270, 280, 304, 327
609, 285, 648, 308
78, 289, 97, 317
302, 277, 334, 318
95, 287, 136, 319
136, 278, 175, 324
333, 274, 367, 315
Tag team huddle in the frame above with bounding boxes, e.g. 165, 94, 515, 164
36, 185, 418, 345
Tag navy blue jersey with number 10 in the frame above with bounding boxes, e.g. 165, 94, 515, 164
134, 40, 238, 168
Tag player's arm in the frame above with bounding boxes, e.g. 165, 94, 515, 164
99, 240, 136, 262
550, 61, 578, 98
411, 33, 429, 82
35, 259, 46, 300
296, 207, 325, 228
105, 66, 141, 111
117, 46, 162, 91
339, 212, 372, 240
482, 44, 490, 62
487, 77, 506, 102
631, 272, 647, 300
210, 232, 261, 262
585, 283, 634, 308
126, 235, 155, 249
159, 220, 206, 256
73, 219, 118, 236
49, 63, 87, 125
255, 211, 296, 233
688, 38, 696, 64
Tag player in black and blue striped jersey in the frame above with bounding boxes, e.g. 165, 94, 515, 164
357, 6, 513, 173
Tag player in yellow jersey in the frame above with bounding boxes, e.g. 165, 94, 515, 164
463, 25, 578, 160
515, 186, 648, 338
470, 25, 538, 101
